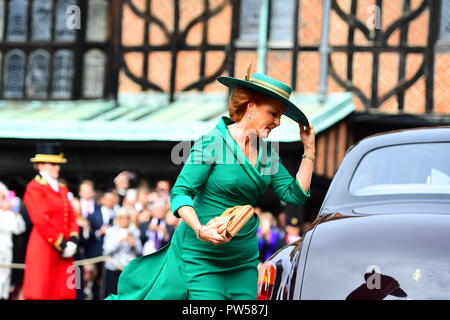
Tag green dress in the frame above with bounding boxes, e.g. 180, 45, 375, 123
106, 116, 310, 300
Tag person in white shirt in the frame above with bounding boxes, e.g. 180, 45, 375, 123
102, 209, 141, 298
0, 182, 25, 300
90, 191, 120, 245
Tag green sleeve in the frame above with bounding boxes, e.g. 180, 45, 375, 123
268, 156, 310, 206
170, 134, 216, 218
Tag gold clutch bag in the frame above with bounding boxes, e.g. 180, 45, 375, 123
206, 205, 255, 239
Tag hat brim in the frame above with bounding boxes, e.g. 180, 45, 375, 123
30, 155, 67, 164
217, 76, 309, 126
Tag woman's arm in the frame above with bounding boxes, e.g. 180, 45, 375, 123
177, 206, 229, 245
171, 133, 229, 245
268, 124, 315, 205
296, 124, 316, 193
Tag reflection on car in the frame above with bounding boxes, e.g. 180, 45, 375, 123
257, 127, 450, 300
346, 269, 407, 300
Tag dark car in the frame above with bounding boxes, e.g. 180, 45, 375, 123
257, 127, 450, 300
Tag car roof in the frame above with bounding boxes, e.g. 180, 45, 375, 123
319, 126, 450, 216
356, 126, 450, 149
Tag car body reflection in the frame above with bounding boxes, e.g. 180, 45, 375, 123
258, 127, 450, 300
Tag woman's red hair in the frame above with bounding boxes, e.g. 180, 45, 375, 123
228, 87, 284, 122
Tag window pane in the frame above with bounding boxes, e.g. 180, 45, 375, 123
27, 50, 50, 98
239, 0, 262, 42
32, 0, 53, 41
269, 0, 294, 42
51, 50, 74, 99
55, 0, 77, 42
3, 49, 26, 98
0, 0, 5, 41
440, 0, 450, 41
6, 0, 28, 42
86, 0, 108, 42
82, 49, 105, 98
349, 143, 450, 196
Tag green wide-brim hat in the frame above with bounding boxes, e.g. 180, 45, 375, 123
217, 72, 309, 126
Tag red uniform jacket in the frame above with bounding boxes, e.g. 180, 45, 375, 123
23, 175, 79, 300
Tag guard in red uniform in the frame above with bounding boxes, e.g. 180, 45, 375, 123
23, 143, 79, 300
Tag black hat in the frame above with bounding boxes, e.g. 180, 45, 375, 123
30, 142, 67, 164
284, 204, 303, 227
287, 216, 301, 227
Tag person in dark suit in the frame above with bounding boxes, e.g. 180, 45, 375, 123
78, 180, 98, 218
85, 190, 119, 299
86, 191, 119, 258
140, 200, 174, 255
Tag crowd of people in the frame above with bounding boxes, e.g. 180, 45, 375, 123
0, 170, 312, 300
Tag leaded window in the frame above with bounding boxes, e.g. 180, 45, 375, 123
32, 0, 52, 41
7, 0, 28, 42
269, 0, 295, 44
0, 0, 115, 100
26, 50, 50, 98
82, 49, 105, 98
439, 0, 450, 41
52, 49, 74, 99
3, 49, 26, 98
55, 0, 77, 42
86, 0, 108, 42
238, 0, 261, 43
238, 0, 296, 45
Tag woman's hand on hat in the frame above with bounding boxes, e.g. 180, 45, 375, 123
299, 123, 316, 154
198, 219, 230, 245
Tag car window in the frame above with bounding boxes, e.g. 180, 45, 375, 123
349, 143, 450, 196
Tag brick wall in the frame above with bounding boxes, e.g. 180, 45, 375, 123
119, 0, 449, 115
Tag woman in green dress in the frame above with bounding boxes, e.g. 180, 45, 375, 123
106, 72, 315, 300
